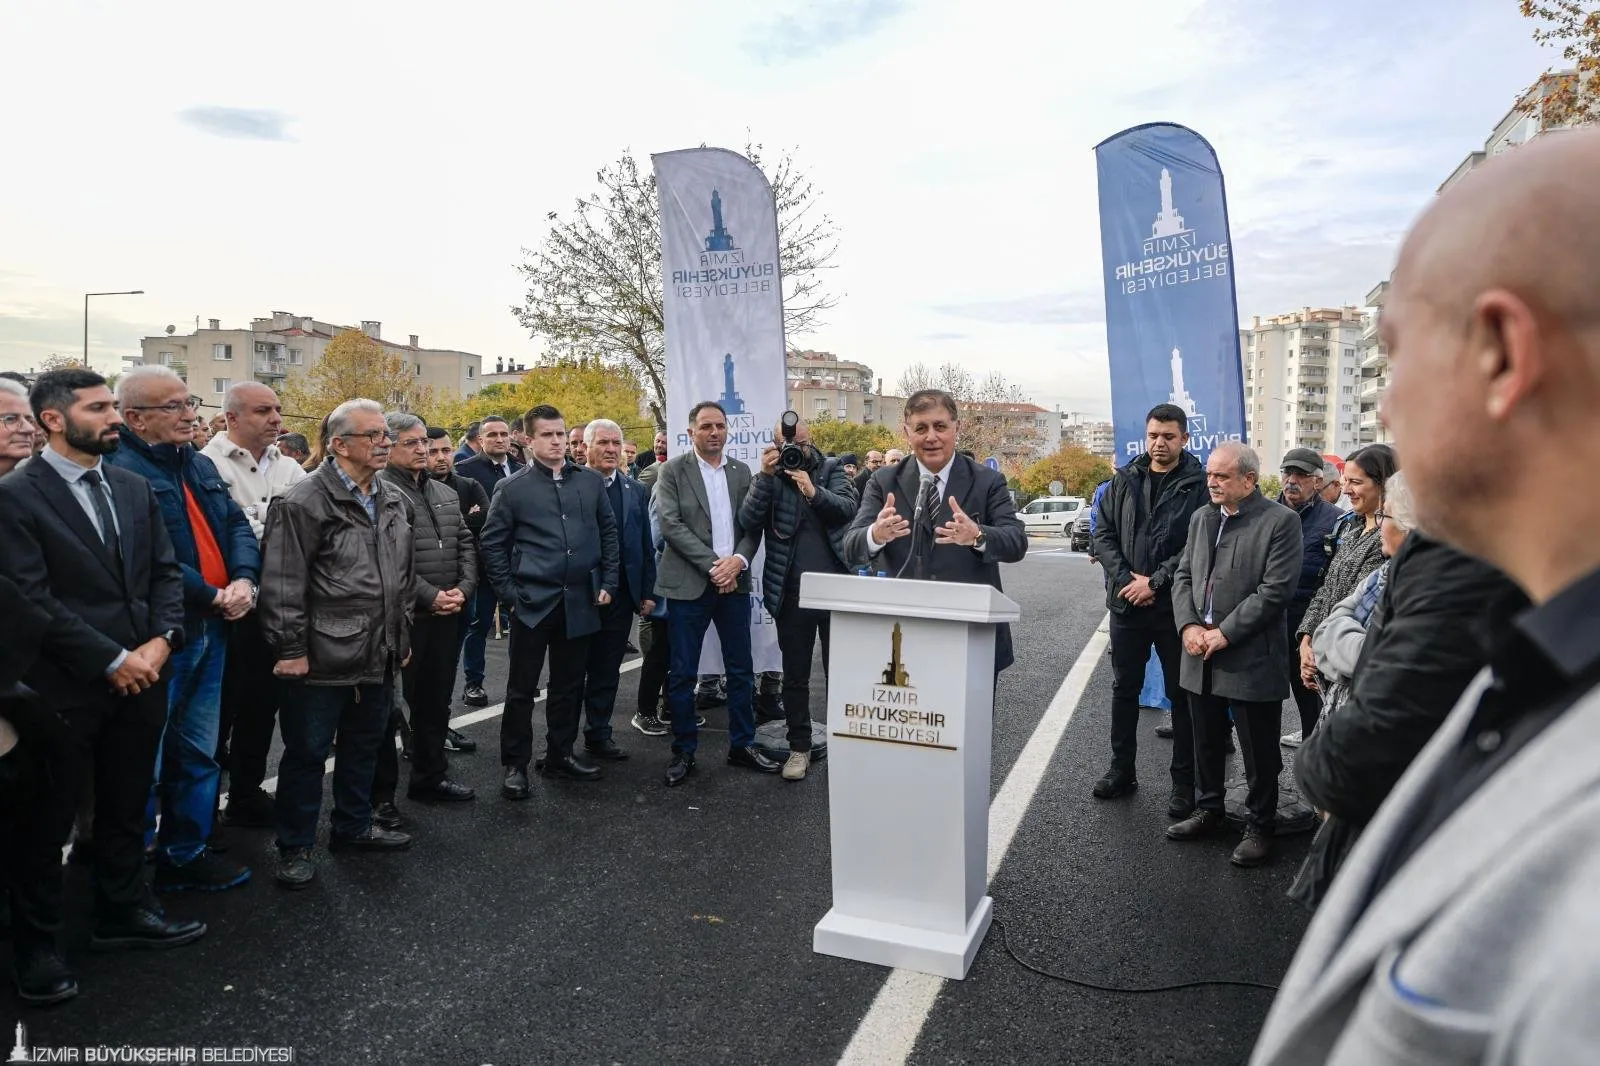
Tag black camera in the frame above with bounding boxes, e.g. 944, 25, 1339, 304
778, 410, 811, 472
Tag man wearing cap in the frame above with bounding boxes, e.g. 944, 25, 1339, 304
1277, 448, 1342, 746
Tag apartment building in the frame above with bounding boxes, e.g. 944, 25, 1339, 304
1241, 307, 1366, 472
138, 312, 484, 403
1061, 412, 1116, 458
785, 350, 894, 424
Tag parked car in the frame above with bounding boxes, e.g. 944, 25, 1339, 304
1070, 508, 1093, 553
1019, 495, 1085, 537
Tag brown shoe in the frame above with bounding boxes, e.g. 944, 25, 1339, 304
1230, 829, 1273, 867
1165, 809, 1227, 841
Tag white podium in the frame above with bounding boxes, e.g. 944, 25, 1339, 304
799, 572, 1020, 980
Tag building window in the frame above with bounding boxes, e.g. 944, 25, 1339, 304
1342, 385, 1353, 394
158, 350, 175, 365
1345, 367, 1354, 376
213, 378, 231, 394
1344, 348, 1355, 359
288, 348, 303, 365
467, 366, 475, 379
213, 343, 232, 361
415, 363, 423, 376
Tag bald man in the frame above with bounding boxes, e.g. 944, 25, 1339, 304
1252, 129, 1600, 1066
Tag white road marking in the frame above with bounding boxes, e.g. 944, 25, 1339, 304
836, 613, 1111, 1066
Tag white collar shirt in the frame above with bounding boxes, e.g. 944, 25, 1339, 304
696, 453, 736, 560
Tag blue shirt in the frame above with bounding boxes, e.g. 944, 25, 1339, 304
331, 459, 379, 525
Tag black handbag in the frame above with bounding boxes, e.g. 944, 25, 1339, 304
1287, 814, 1361, 913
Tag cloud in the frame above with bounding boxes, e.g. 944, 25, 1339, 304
931, 292, 1105, 327
745, 0, 906, 61
177, 106, 293, 142
916, 330, 969, 342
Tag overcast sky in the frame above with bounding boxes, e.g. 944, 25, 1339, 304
0, 0, 1557, 417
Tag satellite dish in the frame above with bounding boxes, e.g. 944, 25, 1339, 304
165, 324, 176, 335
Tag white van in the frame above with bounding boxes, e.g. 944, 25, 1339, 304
1019, 496, 1085, 536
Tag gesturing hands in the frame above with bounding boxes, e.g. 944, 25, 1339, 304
871, 492, 911, 546
934, 497, 982, 547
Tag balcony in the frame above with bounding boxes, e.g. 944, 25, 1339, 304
1359, 408, 1382, 429
1299, 402, 1328, 414
1297, 350, 1329, 366
1359, 375, 1388, 399
1297, 366, 1328, 382
1361, 315, 1380, 342
165, 360, 188, 382
1361, 344, 1389, 370
254, 359, 287, 380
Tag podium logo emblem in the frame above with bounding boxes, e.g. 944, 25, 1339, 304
881, 622, 912, 688
8, 1022, 31, 1063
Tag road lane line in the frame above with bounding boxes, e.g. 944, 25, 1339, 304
837, 613, 1111, 1066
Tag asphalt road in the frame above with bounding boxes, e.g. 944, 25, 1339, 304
9, 539, 1312, 1065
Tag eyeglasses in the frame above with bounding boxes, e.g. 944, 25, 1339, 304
393, 437, 428, 450
1374, 510, 1388, 522
0, 412, 37, 429
126, 397, 202, 414
339, 430, 392, 445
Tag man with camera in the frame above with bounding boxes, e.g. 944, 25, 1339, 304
739, 412, 857, 781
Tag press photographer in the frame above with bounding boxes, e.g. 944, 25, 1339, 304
738, 412, 857, 781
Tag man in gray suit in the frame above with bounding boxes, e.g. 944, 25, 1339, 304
652, 400, 771, 786
1250, 126, 1600, 1066
1168, 441, 1301, 868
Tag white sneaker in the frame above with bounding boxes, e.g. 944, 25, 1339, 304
781, 750, 811, 781
1280, 730, 1303, 748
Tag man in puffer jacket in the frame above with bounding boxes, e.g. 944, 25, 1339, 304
738, 417, 856, 781
374, 412, 479, 818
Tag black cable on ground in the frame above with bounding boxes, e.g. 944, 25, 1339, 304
991, 913, 1280, 994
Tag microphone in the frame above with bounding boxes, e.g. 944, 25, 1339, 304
895, 474, 937, 580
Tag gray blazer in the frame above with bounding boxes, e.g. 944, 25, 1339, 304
651, 451, 762, 601
1250, 676, 1600, 1065
1171, 489, 1302, 702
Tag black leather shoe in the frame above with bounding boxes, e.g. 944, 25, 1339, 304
664, 753, 696, 786
1092, 767, 1138, 799
1167, 787, 1195, 820
371, 801, 405, 830
223, 788, 275, 828
502, 766, 531, 801
14, 945, 78, 1007
1231, 828, 1273, 867
1154, 722, 1174, 739
407, 778, 476, 802
462, 684, 489, 708
329, 825, 412, 852
90, 905, 207, 952
275, 847, 316, 890
537, 752, 601, 781
585, 738, 629, 762
444, 727, 478, 753
1165, 809, 1228, 841
727, 745, 781, 773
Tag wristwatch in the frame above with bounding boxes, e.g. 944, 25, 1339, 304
972, 531, 987, 552
157, 628, 180, 650
1148, 571, 1166, 591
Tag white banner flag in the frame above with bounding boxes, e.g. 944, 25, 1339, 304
654, 146, 787, 672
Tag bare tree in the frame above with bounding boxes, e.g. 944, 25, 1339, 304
894, 361, 1033, 462
512, 141, 840, 427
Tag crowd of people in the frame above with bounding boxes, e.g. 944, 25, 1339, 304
0, 372, 1027, 1007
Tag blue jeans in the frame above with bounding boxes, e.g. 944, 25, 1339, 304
460, 584, 500, 687
274, 676, 391, 850
666, 589, 755, 755
1140, 647, 1171, 711
149, 617, 226, 865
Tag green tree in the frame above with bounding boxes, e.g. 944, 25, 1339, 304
512, 141, 840, 426
280, 330, 437, 433
1019, 445, 1115, 498
430, 358, 651, 443
805, 412, 898, 457
1520, 1, 1600, 126
1260, 474, 1283, 501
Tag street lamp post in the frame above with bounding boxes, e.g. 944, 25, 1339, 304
83, 290, 145, 365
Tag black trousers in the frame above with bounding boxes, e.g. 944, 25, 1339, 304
501, 606, 591, 767
775, 591, 830, 752
636, 617, 669, 718
13, 687, 166, 939
374, 612, 465, 800
1286, 601, 1321, 738
1190, 681, 1282, 831
1108, 608, 1192, 790
2, 696, 72, 951
582, 601, 634, 745
221, 611, 280, 795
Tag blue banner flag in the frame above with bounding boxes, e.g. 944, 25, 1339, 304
1095, 123, 1246, 467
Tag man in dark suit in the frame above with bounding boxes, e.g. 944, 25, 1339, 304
0, 369, 204, 1006
577, 418, 656, 761
652, 401, 769, 786
1168, 441, 1302, 868
479, 405, 620, 797
453, 415, 523, 708
843, 389, 1028, 671
426, 425, 489, 755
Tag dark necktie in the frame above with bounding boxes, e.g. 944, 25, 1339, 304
606, 474, 624, 523
81, 468, 123, 563
920, 474, 941, 532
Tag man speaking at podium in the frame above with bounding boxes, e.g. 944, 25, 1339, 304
844, 389, 1028, 672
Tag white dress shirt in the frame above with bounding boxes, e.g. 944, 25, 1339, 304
697, 453, 737, 560
40, 446, 128, 675
868, 458, 951, 553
